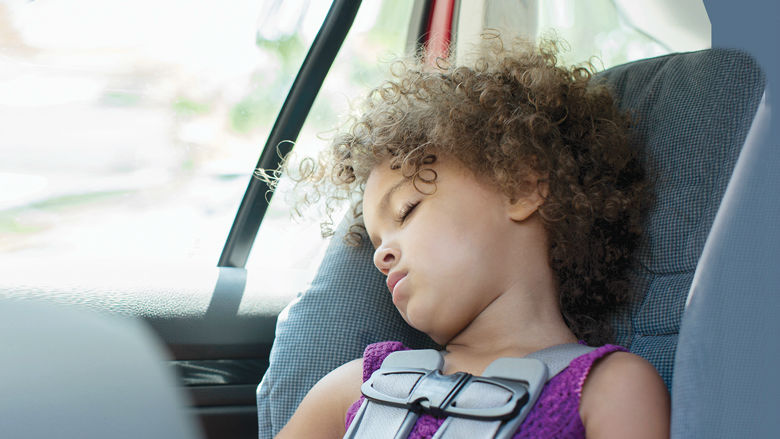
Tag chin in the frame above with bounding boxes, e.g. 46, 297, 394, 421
402, 305, 451, 345
409, 321, 451, 346
429, 334, 451, 347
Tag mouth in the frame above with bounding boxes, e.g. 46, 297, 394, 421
386, 271, 407, 296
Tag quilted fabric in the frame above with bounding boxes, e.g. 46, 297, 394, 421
599, 49, 764, 387
256, 49, 765, 438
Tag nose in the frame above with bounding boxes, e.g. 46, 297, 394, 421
373, 244, 399, 275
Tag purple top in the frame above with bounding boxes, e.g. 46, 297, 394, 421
345, 341, 625, 438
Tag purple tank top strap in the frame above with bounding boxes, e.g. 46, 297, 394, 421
515, 344, 626, 438
569, 344, 627, 399
361, 341, 409, 381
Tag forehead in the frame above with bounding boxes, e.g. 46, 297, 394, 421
363, 155, 473, 206
364, 162, 402, 202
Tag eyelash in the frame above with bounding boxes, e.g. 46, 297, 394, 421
397, 201, 420, 223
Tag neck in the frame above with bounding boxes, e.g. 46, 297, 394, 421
439, 210, 577, 375
441, 272, 577, 376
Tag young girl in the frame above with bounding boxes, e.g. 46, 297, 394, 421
275, 40, 670, 438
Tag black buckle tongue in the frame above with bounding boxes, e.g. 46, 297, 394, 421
409, 370, 470, 417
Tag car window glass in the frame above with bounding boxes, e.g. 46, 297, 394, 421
248, 1, 415, 290
0, 0, 414, 295
0, 0, 330, 268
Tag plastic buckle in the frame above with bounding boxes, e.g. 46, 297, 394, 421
362, 367, 530, 420
351, 351, 549, 439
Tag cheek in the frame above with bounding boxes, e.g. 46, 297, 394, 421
414, 210, 465, 249
408, 213, 484, 278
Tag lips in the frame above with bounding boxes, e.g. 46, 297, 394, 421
386, 271, 407, 295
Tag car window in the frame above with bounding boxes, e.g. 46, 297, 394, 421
247, 1, 416, 287
0, 0, 414, 294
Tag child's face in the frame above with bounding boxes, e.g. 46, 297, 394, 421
362, 156, 538, 345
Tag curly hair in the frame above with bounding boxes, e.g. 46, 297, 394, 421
283, 38, 650, 346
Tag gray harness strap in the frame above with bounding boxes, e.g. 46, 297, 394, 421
343, 343, 595, 439
526, 343, 597, 377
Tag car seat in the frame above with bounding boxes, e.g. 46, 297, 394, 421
256, 48, 767, 438
0, 299, 203, 439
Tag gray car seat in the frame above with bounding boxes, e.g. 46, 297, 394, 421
670, 1, 780, 436
0, 299, 203, 439
671, 86, 779, 437
256, 48, 766, 438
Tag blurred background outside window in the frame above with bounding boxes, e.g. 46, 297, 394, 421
0, 0, 413, 294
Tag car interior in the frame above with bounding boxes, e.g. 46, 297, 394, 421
1, 0, 778, 438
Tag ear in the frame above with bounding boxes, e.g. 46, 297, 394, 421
506, 179, 548, 222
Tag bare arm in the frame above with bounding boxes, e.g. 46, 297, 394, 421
275, 358, 364, 439
580, 352, 670, 439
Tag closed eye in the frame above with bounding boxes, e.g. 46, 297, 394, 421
397, 201, 420, 223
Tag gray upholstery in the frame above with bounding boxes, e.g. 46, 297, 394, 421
598, 49, 765, 385
0, 299, 202, 439
256, 49, 766, 438
671, 91, 780, 436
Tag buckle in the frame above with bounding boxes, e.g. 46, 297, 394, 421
362, 367, 530, 420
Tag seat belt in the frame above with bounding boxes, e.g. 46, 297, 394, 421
343, 343, 595, 439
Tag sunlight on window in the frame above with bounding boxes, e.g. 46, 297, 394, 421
0, 0, 414, 296
249, 1, 413, 281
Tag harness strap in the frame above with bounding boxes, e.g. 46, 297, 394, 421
526, 343, 596, 378
433, 344, 595, 439
344, 343, 595, 439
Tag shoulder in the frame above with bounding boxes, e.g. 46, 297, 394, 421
579, 351, 670, 439
276, 342, 409, 438
275, 358, 364, 438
